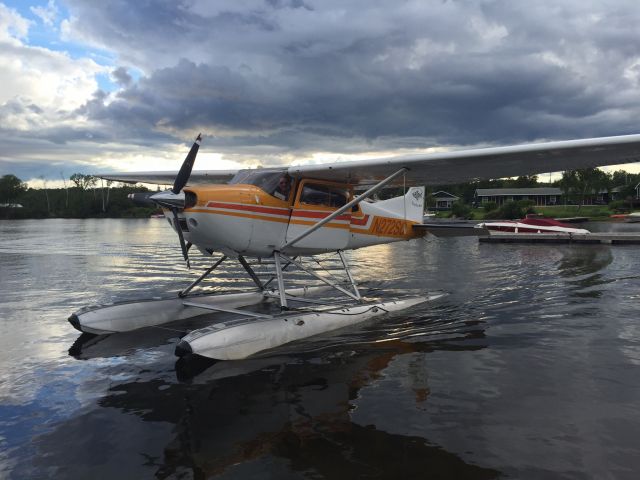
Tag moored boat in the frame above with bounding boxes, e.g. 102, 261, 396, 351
624, 212, 640, 223
476, 214, 590, 234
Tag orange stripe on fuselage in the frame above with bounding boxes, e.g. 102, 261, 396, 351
189, 208, 291, 223
190, 202, 348, 229
290, 210, 350, 221
205, 201, 289, 217
289, 219, 350, 230
350, 214, 370, 226
185, 184, 422, 239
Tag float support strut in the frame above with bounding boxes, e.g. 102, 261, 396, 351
273, 252, 288, 310
338, 250, 361, 300
238, 255, 264, 290
179, 255, 227, 297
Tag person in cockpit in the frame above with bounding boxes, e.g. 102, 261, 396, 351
273, 175, 291, 201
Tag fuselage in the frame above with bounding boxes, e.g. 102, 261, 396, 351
164, 177, 425, 258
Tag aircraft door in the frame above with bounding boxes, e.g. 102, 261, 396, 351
285, 180, 351, 250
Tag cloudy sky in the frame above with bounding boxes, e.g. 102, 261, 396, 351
1, 0, 640, 185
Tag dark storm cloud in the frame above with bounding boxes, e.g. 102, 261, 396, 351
28, 0, 638, 165
111, 67, 132, 87
3, 3, 639, 188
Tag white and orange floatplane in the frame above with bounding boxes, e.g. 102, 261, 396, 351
69, 133, 640, 360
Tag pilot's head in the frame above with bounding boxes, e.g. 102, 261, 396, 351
278, 175, 291, 193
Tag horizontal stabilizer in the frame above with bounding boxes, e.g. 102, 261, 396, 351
413, 223, 489, 237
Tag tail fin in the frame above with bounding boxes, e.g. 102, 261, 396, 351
373, 186, 425, 222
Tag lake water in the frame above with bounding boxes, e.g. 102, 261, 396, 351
1, 218, 640, 479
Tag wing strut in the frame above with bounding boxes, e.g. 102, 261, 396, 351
282, 167, 408, 250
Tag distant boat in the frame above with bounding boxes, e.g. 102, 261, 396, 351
625, 212, 640, 223
150, 213, 165, 219
476, 214, 589, 234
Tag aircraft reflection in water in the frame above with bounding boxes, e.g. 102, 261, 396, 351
64, 320, 496, 479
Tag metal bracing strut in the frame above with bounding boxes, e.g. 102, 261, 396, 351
273, 251, 288, 309
262, 256, 296, 289
338, 250, 361, 300
181, 300, 272, 318
278, 253, 361, 302
238, 255, 265, 290
178, 255, 227, 297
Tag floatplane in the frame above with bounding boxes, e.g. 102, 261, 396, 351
69, 133, 640, 360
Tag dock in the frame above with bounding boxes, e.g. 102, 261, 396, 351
555, 216, 589, 223
480, 232, 640, 245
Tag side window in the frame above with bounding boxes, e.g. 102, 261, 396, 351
330, 190, 348, 208
300, 183, 348, 208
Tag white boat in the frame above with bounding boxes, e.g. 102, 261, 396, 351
624, 212, 640, 223
476, 214, 590, 234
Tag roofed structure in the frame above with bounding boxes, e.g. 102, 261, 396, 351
431, 190, 459, 210
475, 188, 562, 206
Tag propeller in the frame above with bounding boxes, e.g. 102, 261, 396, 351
146, 133, 202, 269
172, 133, 201, 268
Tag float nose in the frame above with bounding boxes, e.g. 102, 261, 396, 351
68, 313, 82, 332
174, 339, 193, 357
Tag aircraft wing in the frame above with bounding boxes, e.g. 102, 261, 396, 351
288, 134, 640, 185
98, 170, 238, 185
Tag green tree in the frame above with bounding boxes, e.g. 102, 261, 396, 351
451, 202, 472, 218
575, 168, 610, 210
611, 170, 630, 187
484, 200, 535, 220
0, 174, 27, 204
512, 175, 538, 188
559, 170, 579, 205
70, 173, 97, 190
483, 201, 498, 212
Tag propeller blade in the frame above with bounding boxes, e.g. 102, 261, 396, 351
172, 133, 202, 194
171, 207, 191, 269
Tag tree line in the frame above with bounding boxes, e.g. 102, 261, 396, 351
2, 167, 640, 220
0, 173, 159, 219
426, 168, 638, 208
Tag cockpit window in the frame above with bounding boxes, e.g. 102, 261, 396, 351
229, 169, 290, 199
300, 183, 348, 208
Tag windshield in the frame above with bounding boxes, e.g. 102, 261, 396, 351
229, 169, 288, 196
